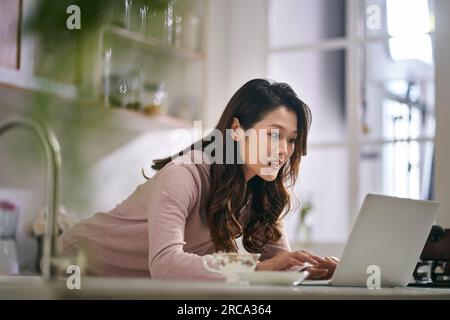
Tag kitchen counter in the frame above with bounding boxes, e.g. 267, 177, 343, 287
1, 276, 450, 299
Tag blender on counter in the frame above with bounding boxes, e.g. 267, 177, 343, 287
0, 200, 19, 275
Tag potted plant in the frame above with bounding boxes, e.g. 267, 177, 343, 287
296, 193, 314, 244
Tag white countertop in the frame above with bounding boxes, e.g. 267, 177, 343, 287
1, 276, 449, 299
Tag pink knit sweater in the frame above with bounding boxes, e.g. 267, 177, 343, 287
59, 150, 291, 280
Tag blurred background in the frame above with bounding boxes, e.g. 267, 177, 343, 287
0, 0, 449, 275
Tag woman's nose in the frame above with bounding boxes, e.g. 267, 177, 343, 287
276, 139, 289, 158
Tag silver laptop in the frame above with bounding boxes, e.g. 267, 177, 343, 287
302, 193, 440, 287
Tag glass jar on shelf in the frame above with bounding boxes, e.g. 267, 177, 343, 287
128, 0, 151, 35
173, 0, 184, 48
138, 2, 149, 35
164, 0, 176, 44
141, 82, 169, 116
125, 69, 144, 110
147, 0, 166, 42
173, 15, 183, 47
182, 12, 200, 51
147, 0, 177, 44
106, 74, 129, 108
110, 0, 134, 29
102, 48, 113, 107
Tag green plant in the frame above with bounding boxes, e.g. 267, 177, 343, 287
14, 0, 116, 212
299, 197, 313, 224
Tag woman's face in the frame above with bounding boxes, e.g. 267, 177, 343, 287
232, 106, 298, 182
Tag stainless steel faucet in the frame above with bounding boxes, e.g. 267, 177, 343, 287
0, 116, 61, 279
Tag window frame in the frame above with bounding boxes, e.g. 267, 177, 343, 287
266, 0, 436, 237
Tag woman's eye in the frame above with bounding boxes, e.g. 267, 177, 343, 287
289, 138, 297, 144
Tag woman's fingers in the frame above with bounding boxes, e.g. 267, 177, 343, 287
302, 256, 340, 280
267, 251, 339, 271
292, 251, 320, 265
279, 252, 318, 269
328, 256, 340, 264
325, 257, 339, 270
315, 257, 338, 267
298, 250, 326, 263
324, 256, 336, 264
323, 258, 338, 277
305, 267, 328, 280
286, 251, 332, 269
313, 258, 337, 273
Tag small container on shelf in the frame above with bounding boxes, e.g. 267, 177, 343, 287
146, 0, 178, 44
172, 0, 185, 48
173, 15, 183, 48
110, 0, 134, 29
103, 74, 128, 108
125, 68, 144, 111
138, 2, 149, 35
164, 0, 177, 44
141, 82, 169, 116
102, 67, 144, 110
182, 12, 201, 51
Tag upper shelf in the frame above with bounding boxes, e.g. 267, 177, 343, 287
103, 24, 205, 62
107, 107, 193, 133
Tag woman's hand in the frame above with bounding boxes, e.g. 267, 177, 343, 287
255, 250, 325, 271
305, 256, 339, 280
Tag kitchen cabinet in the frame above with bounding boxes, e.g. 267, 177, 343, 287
0, 0, 208, 124
0, 0, 77, 100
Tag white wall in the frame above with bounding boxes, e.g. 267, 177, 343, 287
204, 0, 268, 129
434, 0, 450, 227
205, 0, 348, 243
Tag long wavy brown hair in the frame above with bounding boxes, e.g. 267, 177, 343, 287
149, 79, 311, 253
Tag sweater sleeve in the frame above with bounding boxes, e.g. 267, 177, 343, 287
146, 163, 225, 281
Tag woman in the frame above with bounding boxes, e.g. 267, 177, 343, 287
60, 78, 338, 280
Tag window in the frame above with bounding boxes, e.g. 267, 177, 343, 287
268, 0, 436, 244
268, 0, 348, 243
361, 0, 435, 205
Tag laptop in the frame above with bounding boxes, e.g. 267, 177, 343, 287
301, 193, 440, 287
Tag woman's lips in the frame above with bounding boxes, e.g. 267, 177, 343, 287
266, 160, 281, 170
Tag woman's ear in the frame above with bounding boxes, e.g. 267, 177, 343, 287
230, 117, 242, 141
